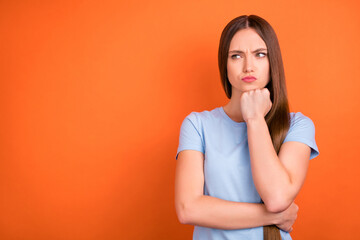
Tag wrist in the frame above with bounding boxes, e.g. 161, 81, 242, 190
261, 203, 281, 226
271, 211, 282, 225
245, 116, 266, 125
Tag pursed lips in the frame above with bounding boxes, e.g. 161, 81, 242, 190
241, 76, 257, 82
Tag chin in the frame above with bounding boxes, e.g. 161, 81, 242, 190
241, 85, 262, 92
232, 83, 268, 94
246, 83, 268, 90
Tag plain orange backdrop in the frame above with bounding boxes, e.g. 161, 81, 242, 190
1, 0, 359, 239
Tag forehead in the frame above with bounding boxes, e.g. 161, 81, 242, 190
229, 28, 266, 50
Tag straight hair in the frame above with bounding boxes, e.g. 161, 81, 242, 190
218, 15, 290, 240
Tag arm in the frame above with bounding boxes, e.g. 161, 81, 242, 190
175, 150, 298, 230
247, 117, 310, 212
242, 89, 310, 213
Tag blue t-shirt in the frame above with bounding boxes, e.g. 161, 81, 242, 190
176, 107, 319, 240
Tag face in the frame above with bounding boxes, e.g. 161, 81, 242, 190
227, 28, 270, 95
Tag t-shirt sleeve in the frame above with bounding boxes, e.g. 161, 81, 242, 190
176, 112, 205, 159
283, 112, 319, 160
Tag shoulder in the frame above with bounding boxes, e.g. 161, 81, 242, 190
176, 108, 221, 158
183, 107, 222, 125
286, 112, 319, 159
289, 112, 315, 126
288, 112, 316, 132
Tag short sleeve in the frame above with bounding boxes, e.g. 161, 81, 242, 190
283, 112, 319, 160
176, 112, 205, 159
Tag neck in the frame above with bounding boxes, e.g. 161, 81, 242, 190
223, 91, 245, 123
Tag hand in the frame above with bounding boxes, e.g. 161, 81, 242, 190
275, 202, 298, 232
240, 88, 272, 123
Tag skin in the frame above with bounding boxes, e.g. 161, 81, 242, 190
175, 28, 308, 232
175, 150, 298, 231
224, 28, 271, 122
224, 28, 310, 213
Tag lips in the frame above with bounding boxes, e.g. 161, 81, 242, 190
242, 76, 257, 82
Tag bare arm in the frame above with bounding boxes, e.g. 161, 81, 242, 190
175, 150, 298, 230
242, 89, 310, 213
247, 118, 310, 212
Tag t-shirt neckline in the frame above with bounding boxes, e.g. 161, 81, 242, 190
219, 107, 247, 127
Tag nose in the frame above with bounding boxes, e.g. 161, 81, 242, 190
243, 55, 254, 73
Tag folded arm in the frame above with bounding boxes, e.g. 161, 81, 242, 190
175, 150, 297, 230
246, 117, 310, 213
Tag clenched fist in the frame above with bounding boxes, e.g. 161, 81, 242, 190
240, 88, 272, 123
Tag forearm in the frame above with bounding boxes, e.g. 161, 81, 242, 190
246, 117, 293, 211
178, 195, 280, 230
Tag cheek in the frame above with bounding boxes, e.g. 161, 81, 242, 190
262, 62, 270, 79
227, 62, 239, 79
226, 64, 232, 79
226, 66, 236, 85
265, 66, 270, 77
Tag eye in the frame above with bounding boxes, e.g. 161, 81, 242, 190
256, 52, 267, 58
231, 54, 241, 59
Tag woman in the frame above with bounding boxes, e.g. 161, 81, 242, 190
174, 15, 319, 240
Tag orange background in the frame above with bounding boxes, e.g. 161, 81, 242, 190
1, 0, 359, 239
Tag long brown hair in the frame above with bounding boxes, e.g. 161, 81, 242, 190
218, 15, 290, 240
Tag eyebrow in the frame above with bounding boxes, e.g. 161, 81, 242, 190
228, 48, 268, 54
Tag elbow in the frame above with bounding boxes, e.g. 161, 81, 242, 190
175, 201, 195, 225
265, 202, 288, 213
176, 205, 188, 225
264, 197, 293, 213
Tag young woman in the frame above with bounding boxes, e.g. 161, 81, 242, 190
174, 15, 319, 240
